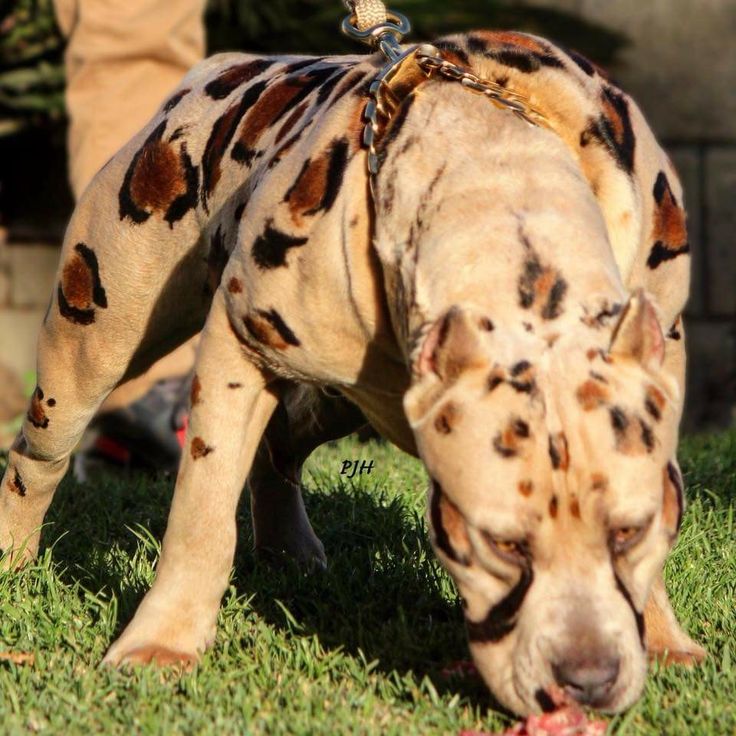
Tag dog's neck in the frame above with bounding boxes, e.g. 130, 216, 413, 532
372, 82, 627, 364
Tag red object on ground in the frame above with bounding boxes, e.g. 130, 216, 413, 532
93, 435, 132, 464
175, 414, 189, 448
459, 687, 608, 736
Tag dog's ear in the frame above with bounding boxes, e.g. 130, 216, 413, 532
405, 306, 489, 424
609, 290, 665, 371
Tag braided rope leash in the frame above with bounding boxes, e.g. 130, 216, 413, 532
343, 0, 387, 32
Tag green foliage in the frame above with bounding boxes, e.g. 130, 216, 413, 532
0, 0, 626, 138
207, 0, 626, 61
0, 0, 65, 136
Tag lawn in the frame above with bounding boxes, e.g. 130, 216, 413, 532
0, 430, 734, 735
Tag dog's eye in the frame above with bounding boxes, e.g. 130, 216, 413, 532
482, 532, 527, 564
611, 525, 645, 553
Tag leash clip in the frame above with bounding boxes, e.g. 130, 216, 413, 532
341, 7, 411, 63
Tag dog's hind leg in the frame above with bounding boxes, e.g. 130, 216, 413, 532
0, 176, 207, 565
248, 386, 367, 569
103, 290, 279, 666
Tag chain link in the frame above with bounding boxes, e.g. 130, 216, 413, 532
360, 45, 550, 178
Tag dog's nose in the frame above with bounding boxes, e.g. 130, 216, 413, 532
552, 657, 620, 706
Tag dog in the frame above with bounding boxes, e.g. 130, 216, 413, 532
0, 30, 704, 715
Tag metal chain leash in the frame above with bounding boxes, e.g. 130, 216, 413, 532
341, 1, 550, 179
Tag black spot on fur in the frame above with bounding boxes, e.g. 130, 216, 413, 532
251, 221, 308, 269
565, 49, 596, 76
610, 406, 629, 437
163, 88, 191, 112
613, 570, 645, 648
375, 92, 417, 171
119, 120, 167, 224
283, 58, 324, 75
234, 201, 247, 221
666, 462, 684, 533
316, 67, 351, 105
466, 564, 533, 643
257, 309, 301, 347
640, 420, 655, 453
580, 86, 636, 174
467, 34, 564, 73
667, 321, 682, 341
430, 479, 470, 566
511, 360, 531, 377
646, 241, 691, 269
433, 40, 471, 66
10, 469, 27, 497
204, 59, 275, 100
57, 243, 108, 326
519, 259, 542, 309
164, 143, 199, 227
201, 80, 267, 206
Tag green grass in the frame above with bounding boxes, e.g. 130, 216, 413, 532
0, 431, 734, 735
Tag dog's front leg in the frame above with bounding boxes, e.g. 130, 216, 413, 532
103, 291, 278, 667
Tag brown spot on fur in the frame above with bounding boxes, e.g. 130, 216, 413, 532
191, 436, 213, 459
190, 374, 201, 406
576, 379, 610, 411
493, 417, 530, 458
570, 496, 581, 519
129, 137, 187, 213
228, 382, 243, 389
58, 243, 108, 325
509, 360, 536, 394
243, 309, 301, 349
586, 348, 599, 361
647, 171, 690, 268
231, 68, 334, 164
645, 385, 666, 421
284, 137, 349, 225
518, 480, 534, 497
434, 401, 459, 434
518, 254, 568, 320
487, 367, 506, 392
610, 407, 656, 455
549, 495, 559, 519
227, 277, 243, 294
548, 432, 569, 471
62, 256, 94, 310
591, 473, 609, 491
7, 469, 26, 497
27, 387, 49, 429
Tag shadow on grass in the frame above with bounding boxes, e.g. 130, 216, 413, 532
41, 469, 493, 709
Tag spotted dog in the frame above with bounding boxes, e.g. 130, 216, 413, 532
0, 30, 703, 715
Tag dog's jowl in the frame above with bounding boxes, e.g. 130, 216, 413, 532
0, 30, 703, 716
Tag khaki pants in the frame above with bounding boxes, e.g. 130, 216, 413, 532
53, 0, 206, 410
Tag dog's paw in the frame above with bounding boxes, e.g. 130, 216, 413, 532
648, 642, 707, 667
255, 528, 327, 572
255, 538, 327, 573
103, 643, 198, 671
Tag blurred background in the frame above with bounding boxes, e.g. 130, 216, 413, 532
0, 0, 734, 441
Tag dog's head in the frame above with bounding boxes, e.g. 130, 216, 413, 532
405, 292, 683, 715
